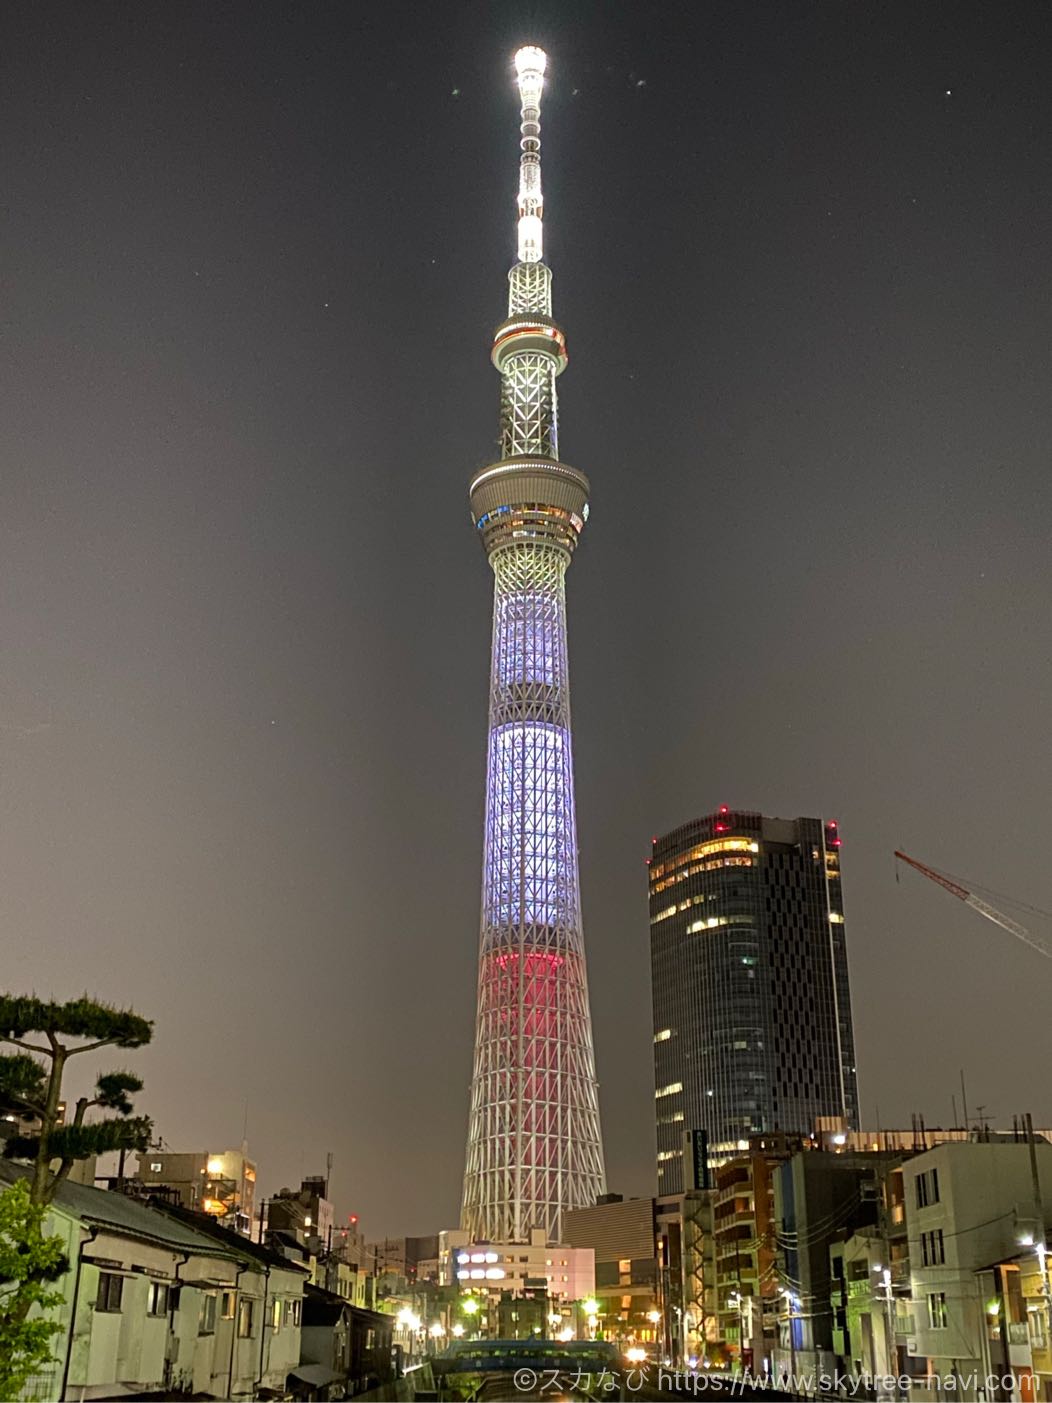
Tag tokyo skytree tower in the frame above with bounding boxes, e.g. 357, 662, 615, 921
462, 47, 606, 1244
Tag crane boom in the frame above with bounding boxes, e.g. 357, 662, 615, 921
894, 850, 1052, 961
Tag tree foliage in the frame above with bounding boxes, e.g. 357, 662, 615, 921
0, 1179, 66, 1401
0, 997, 152, 1048
0, 1055, 46, 1113
0, 994, 153, 1206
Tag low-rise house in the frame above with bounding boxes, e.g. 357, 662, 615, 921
160, 1200, 308, 1397
1, 1162, 307, 1400
293, 1283, 394, 1399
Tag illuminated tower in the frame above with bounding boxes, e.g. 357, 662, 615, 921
461, 47, 606, 1244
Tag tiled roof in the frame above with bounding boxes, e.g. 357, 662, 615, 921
0, 1161, 243, 1258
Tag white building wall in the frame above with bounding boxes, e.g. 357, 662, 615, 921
906, 1142, 1052, 1385
447, 1237, 595, 1301
256, 1266, 306, 1392
67, 1233, 191, 1395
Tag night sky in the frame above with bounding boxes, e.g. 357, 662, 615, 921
3, 1, 1051, 1237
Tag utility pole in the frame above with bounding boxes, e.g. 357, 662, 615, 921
876, 1159, 896, 1389
881, 1269, 896, 1396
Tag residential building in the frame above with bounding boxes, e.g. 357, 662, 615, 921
268, 1174, 334, 1248
135, 1146, 257, 1235
367, 1234, 439, 1283
294, 1283, 395, 1400
0, 1160, 305, 1401
562, 1191, 720, 1365
774, 1146, 898, 1381
563, 1195, 664, 1346
712, 1143, 789, 1371
906, 1140, 1052, 1399
266, 1220, 374, 1312
649, 809, 858, 1188
829, 1223, 897, 1384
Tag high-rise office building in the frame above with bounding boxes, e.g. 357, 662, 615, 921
461, 47, 605, 1244
649, 809, 858, 1190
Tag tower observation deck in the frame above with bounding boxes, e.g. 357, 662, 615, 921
461, 47, 606, 1245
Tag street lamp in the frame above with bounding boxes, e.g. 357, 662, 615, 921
460, 1295, 480, 1339
870, 1265, 895, 1383
397, 1308, 422, 1364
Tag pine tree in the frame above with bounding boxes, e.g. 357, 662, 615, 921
0, 995, 153, 1205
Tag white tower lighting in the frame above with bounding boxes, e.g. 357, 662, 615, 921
461, 46, 606, 1245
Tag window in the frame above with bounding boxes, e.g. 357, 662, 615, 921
1029, 1313, 1047, 1350
272, 1298, 282, 1331
149, 1161, 163, 1173
920, 1229, 945, 1266
927, 1292, 948, 1329
95, 1273, 124, 1313
199, 1294, 217, 1335
284, 1298, 301, 1327
237, 1298, 255, 1338
916, 1168, 941, 1208
220, 1291, 236, 1320
147, 1282, 169, 1316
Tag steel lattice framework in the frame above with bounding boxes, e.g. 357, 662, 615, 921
462, 47, 606, 1245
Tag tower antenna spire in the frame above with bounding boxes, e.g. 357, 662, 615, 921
514, 46, 546, 264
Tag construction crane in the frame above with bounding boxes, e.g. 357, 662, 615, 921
894, 850, 1052, 961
